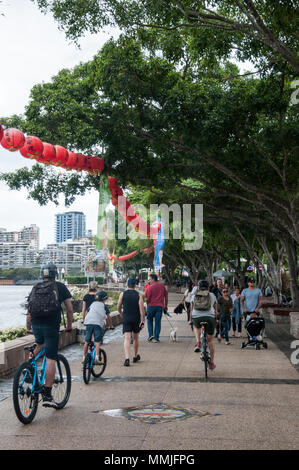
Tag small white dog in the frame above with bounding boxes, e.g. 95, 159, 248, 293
169, 327, 178, 342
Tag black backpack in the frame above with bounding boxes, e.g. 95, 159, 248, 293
28, 281, 61, 319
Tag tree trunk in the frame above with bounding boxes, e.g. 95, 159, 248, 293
282, 237, 299, 308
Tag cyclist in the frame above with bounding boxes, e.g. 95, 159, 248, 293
189, 280, 217, 371
83, 290, 109, 365
26, 264, 73, 408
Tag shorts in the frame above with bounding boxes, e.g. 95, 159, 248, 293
123, 321, 141, 334
192, 316, 216, 336
32, 323, 59, 361
85, 324, 103, 343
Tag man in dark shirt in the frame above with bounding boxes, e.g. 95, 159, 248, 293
26, 264, 73, 408
117, 278, 145, 367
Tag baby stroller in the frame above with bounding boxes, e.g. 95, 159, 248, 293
241, 315, 268, 350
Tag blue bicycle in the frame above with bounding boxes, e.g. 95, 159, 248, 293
13, 338, 71, 424
83, 341, 107, 384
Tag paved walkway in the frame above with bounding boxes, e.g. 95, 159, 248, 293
0, 292, 298, 450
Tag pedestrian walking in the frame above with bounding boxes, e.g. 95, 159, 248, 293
117, 278, 145, 366
231, 287, 242, 337
145, 273, 168, 342
181, 282, 193, 323
218, 288, 233, 345
241, 277, 263, 324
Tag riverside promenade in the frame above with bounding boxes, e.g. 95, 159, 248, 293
0, 292, 298, 451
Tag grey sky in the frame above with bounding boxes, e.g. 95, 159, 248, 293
0, 0, 117, 248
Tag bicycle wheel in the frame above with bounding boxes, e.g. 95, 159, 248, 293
83, 353, 92, 384
91, 348, 107, 378
202, 339, 209, 381
52, 353, 71, 409
13, 361, 39, 424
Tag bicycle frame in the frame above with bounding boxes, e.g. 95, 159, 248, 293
21, 347, 47, 394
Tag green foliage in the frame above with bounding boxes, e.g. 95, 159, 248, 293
65, 275, 104, 284
0, 268, 40, 281
0, 327, 27, 342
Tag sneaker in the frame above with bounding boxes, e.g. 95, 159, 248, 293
133, 354, 141, 363
147, 336, 154, 342
42, 389, 58, 409
152, 338, 160, 343
194, 342, 201, 352
94, 356, 101, 365
226, 342, 231, 345
124, 359, 130, 367
209, 363, 216, 371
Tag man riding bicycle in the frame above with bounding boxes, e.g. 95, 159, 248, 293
26, 264, 73, 408
190, 280, 217, 371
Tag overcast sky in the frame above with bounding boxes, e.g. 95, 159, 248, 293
0, 0, 117, 248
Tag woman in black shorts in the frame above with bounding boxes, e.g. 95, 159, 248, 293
117, 278, 146, 367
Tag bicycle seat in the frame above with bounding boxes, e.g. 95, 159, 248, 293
198, 321, 209, 326
24, 344, 36, 353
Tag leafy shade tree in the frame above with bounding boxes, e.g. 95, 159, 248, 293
1, 38, 298, 302
33, 0, 299, 73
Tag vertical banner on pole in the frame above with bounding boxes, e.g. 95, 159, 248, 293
153, 216, 165, 273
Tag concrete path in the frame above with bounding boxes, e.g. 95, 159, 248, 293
0, 292, 298, 450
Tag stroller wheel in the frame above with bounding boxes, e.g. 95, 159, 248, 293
263, 342, 268, 349
241, 342, 246, 349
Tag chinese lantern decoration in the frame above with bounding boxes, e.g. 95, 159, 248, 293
90, 156, 104, 174
54, 145, 69, 167
38, 142, 56, 165
118, 251, 138, 261
19, 136, 43, 159
65, 151, 78, 170
1, 128, 25, 151
75, 153, 86, 172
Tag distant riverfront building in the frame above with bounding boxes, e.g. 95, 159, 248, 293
0, 225, 40, 268
55, 211, 86, 243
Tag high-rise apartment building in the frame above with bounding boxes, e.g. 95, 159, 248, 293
55, 211, 86, 243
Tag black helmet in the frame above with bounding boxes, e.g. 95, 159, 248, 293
198, 280, 209, 290
40, 264, 58, 279
95, 290, 108, 301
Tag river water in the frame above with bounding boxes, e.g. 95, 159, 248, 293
0, 286, 32, 329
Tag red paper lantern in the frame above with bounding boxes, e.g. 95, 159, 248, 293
38, 142, 56, 165
0, 124, 3, 141
90, 156, 104, 174
75, 153, 86, 172
54, 145, 69, 167
108, 176, 118, 188
19, 136, 43, 159
1, 128, 25, 151
64, 151, 77, 170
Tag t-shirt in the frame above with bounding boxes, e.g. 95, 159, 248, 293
30, 281, 72, 325
146, 283, 168, 308
122, 289, 140, 323
83, 293, 96, 310
191, 291, 217, 318
218, 297, 233, 319
184, 289, 193, 303
84, 301, 107, 328
241, 288, 263, 312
